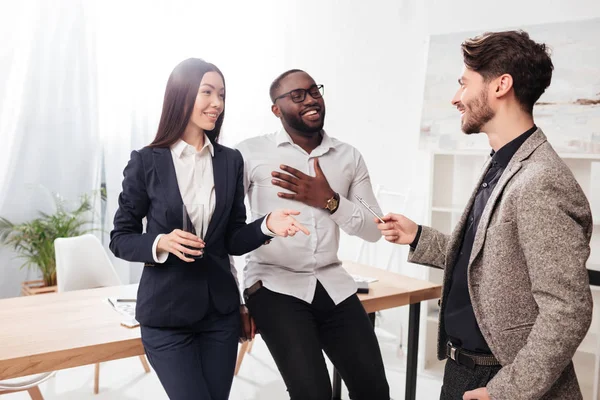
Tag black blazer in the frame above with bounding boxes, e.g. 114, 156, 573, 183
109, 143, 270, 328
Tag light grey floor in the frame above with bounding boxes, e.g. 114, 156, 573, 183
1, 334, 445, 400
4, 331, 600, 399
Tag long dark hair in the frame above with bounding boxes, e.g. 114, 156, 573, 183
149, 58, 226, 147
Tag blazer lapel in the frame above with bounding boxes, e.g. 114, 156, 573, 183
204, 144, 228, 243
468, 128, 547, 267
153, 148, 186, 226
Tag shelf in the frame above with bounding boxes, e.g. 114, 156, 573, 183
558, 153, 600, 160
427, 308, 439, 322
432, 150, 600, 160
431, 212, 600, 222
422, 358, 445, 378
577, 332, 598, 355
432, 206, 464, 214
432, 150, 489, 157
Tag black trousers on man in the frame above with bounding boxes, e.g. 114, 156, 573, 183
246, 280, 389, 400
440, 358, 501, 400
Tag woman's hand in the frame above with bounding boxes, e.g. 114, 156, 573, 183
266, 209, 310, 237
240, 305, 256, 342
157, 229, 205, 262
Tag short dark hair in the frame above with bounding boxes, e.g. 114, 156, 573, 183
149, 58, 225, 148
269, 69, 305, 103
461, 30, 553, 114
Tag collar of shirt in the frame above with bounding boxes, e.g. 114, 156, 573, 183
171, 134, 215, 158
274, 128, 336, 157
489, 125, 537, 167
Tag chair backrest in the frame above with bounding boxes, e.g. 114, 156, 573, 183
54, 234, 121, 292
354, 185, 411, 270
0, 372, 55, 390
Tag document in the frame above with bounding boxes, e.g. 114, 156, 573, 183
106, 297, 137, 320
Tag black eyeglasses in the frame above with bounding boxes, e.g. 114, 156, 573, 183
273, 84, 324, 103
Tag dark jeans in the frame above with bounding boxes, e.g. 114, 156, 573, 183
440, 358, 501, 400
246, 280, 389, 400
140, 299, 240, 400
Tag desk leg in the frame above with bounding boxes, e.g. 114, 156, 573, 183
405, 303, 421, 400
331, 312, 376, 400
332, 369, 342, 400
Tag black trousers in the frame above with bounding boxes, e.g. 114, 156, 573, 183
246, 280, 389, 400
140, 297, 240, 400
440, 358, 501, 400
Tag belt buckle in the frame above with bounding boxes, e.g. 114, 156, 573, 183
447, 342, 457, 361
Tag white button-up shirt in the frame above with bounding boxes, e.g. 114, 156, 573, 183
236, 129, 383, 305
152, 136, 216, 263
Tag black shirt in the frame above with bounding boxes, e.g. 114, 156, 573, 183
416, 126, 537, 353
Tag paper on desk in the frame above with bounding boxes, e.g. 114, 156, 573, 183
351, 274, 378, 283
105, 297, 136, 319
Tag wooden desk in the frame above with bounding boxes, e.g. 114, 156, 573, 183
345, 261, 441, 312
0, 284, 142, 380
339, 261, 441, 400
0, 263, 441, 400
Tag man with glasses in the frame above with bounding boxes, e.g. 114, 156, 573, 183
235, 69, 390, 400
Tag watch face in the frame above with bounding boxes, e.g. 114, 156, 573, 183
327, 198, 338, 211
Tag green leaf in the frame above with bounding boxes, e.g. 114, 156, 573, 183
0, 189, 105, 286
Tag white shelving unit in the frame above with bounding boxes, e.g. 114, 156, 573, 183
420, 150, 600, 390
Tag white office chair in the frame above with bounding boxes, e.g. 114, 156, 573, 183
0, 372, 54, 399
354, 185, 411, 270
54, 234, 151, 394
55, 234, 121, 292
351, 185, 411, 357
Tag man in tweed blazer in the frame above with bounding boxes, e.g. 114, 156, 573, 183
377, 31, 593, 399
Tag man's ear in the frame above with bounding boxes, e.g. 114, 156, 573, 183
271, 104, 281, 118
493, 73, 513, 98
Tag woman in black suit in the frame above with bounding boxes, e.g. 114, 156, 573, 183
110, 58, 308, 400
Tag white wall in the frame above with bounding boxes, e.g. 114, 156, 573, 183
1, 0, 600, 301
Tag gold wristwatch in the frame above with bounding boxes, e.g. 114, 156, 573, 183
325, 193, 340, 214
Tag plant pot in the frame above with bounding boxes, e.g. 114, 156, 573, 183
21, 280, 57, 296
43, 271, 57, 287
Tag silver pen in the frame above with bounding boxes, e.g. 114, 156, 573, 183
354, 194, 385, 223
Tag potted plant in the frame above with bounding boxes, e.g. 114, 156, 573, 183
0, 190, 102, 291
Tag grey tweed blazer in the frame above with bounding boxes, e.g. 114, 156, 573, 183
409, 128, 593, 399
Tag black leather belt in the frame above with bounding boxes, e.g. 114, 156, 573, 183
243, 280, 263, 302
446, 341, 500, 369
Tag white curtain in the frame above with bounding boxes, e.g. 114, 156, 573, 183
0, 0, 101, 297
